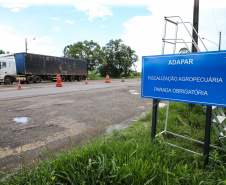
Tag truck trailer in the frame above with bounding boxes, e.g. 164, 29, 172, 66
0, 53, 87, 84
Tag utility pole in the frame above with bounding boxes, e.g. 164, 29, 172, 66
25, 38, 28, 53
192, 0, 199, 53
25, 38, 35, 53
189, 0, 199, 109
219, 31, 221, 51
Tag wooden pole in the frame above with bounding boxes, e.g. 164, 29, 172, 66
192, 0, 199, 53
189, 0, 199, 109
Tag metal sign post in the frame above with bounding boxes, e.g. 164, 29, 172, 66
151, 99, 159, 140
204, 106, 212, 165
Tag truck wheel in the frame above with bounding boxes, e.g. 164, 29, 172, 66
26, 76, 34, 84
78, 76, 83, 81
34, 76, 41, 83
69, 76, 75, 82
4, 77, 11, 85
61, 76, 66, 82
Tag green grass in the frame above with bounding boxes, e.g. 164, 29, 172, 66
87, 71, 141, 80
0, 102, 225, 184
153, 103, 225, 154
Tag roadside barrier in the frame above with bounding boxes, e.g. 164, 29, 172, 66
56, 74, 63, 87
18, 80, 21, 90
105, 75, 110, 83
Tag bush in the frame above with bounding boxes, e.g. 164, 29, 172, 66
132, 71, 141, 77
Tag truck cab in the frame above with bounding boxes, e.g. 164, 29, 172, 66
0, 54, 17, 84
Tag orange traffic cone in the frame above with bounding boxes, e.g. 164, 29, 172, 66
85, 78, 88, 84
105, 75, 110, 83
56, 74, 63, 87
138, 77, 140, 81
121, 77, 125, 82
18, 80, 21, 90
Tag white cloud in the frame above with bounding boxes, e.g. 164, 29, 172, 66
51, 18, 61, 21
52, 26, 62, 32
11, 7, 20, 12
2, 3, 29, 12
65, 20, 75, 24
75, 3, 113, 22
0, 24, 62, 56
0, 0, 149, 6
1, 0, 226, 9
121, 15, 162, 72
121, 0, 226, 72
0, 25, 25, 53
2, 3, 29, 8
51, 18, 75, 25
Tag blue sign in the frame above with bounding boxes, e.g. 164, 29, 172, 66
141, 51, 226, 107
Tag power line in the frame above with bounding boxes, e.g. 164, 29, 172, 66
211, 6, 219, 32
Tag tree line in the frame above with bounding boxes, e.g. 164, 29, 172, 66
1, 39, 138, 78
63, 39, 138, 77
0, 50, 9, 54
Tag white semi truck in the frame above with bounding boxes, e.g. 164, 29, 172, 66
0, 53, 87, 84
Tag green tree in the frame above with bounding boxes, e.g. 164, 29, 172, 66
0, 50, 9, 54
179, 47, 190, 53
0, 50, 5, 54
99, 39, 138, 77
63, 40, 105, 71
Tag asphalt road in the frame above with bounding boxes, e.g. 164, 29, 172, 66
0, 79, 153, 170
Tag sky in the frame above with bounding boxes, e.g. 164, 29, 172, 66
0, 0, 226, 72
